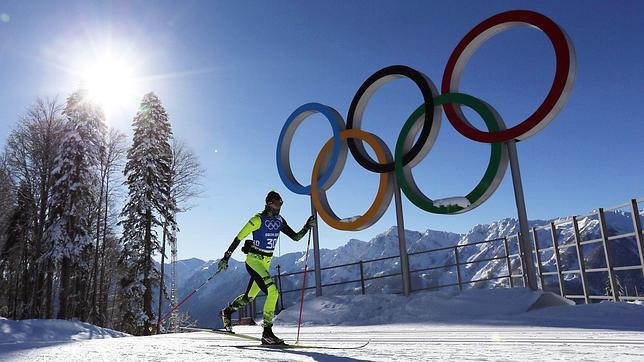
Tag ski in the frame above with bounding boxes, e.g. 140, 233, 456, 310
179, 326, 261, 342
233, 340, 370, 350
180, 326, 370, 349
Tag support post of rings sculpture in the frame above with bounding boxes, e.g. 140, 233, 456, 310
277, 10, 575, 296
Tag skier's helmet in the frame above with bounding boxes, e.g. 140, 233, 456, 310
265, 191, 283, 207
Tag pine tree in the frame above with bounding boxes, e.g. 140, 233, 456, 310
605, 275, 625, 298
119, 92, 173, 335
44, 89, 105, 320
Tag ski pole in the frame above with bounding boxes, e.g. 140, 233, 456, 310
156, 267, 222, 331
296, 228, 312, 344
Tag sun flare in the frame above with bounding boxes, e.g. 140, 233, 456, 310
79, 54, 139, 118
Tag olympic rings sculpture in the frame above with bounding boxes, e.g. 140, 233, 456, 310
276, 10, 576, 231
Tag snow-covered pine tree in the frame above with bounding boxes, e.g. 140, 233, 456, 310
119, 92, 174, 335
44, 89, 106, 320
605, 275, 625, 298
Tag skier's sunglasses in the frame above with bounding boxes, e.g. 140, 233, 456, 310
268, 199, 283, 207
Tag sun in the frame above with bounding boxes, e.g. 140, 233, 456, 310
79, 54, 139, 118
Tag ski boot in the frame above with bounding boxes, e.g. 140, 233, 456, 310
261, 325, 284, 345
220, 307, 233, 332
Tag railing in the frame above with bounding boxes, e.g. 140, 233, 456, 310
529, 198, 644, 303
241, 198, 643, 319
243, 236, 526, 319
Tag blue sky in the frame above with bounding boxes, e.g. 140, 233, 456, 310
0, 1, 642, 262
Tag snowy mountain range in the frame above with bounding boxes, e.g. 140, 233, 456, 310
157, 210, 644, 328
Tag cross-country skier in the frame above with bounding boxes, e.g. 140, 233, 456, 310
217, 191, 316, 345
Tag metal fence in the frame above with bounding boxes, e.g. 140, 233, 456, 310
242, 198, 643, 319
529, 198, 644, 303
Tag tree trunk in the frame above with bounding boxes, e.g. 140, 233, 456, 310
156, 223, 167, 334
78, 262, 89, 321
58, 256, 69, 319
44, 266, 53, 318
109, 280, 117, 329
12, 230, 27, 319
91, 170, 105, 324
32, 173, 49, 318
143, 207, 153, 335
19, 256, 30, 319
98, 175, 110, 325
30, 252, 45, 318
12, 259, 21, 320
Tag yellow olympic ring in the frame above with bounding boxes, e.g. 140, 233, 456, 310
310, 129, 394, 231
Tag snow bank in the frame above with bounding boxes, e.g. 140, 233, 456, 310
275, 288, 644, 331
0, 319, 129, 344
514, 300, 644, 330
275, 288, 560, 325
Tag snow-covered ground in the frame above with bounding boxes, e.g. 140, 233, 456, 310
0, 318, 128, 344
2, 288, 644, 361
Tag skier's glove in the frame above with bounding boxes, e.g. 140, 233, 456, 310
217, 251, 232, 272
306, 215, 316, 229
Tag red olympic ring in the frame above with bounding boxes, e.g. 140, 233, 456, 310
441, 10, 576, 143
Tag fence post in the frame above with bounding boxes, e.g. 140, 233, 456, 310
276, 265, 284, 311
598, 208, 620, 301
359, 261, 366, 295
532, 228, 545, 289
502, 237, 514, 288
630, 199, 644, 277
550, 222, 565, 297
572, 216, 590, 304
514, 234, 527, 287
454, 246, 463, 292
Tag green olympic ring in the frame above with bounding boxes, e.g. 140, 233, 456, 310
395, 93, 508, 215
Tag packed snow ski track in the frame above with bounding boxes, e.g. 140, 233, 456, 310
3, 324, 644, 361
